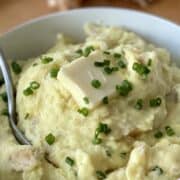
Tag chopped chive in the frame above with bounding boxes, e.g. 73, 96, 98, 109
112, 67, 119, 71
1, 108, 8, 116
41, 57, 53, 64
95, 123, 111, 136
50, 67, 59, 78
103, 51, 110, 55
116, 80, 133, 96
91, 79, 101, 89
99, 123, 111, 135
23, 87, 33, 96
104, 66, 113, 74
32, 63, 38, 66
94, 61, 105, 67
83, 97, 89, 104
96, 170, 106, 180
74, 171, 78, 177
103, 60, 110, 66
65, 156, 75, 167
113, 53, 122, 59
149, 97, 162, 107
105, 150, 112, 157
154, 131, 163, 139
0, 76, 4, 86
105, 169, 114, 174
0, 92, 8, 103
92, 137, 102, 145
118, 60, 126, 68
84, 46, 95, 57
93, 123, 111, 145
75, 49, 83, 56
147, 59, 152, 66
132, 62, 150, 78
134, 99, 143, 110
165, 126, 175, 136
103, 66, 118, 74
45, 133, 55, 145
30, 81, 40, 90
120, 152, 127, 159
24, 113, 30, 119
94, 60, 110, 67
11, 61, 22, 74
102, 96, 108, 104
151, 166, 163, 175
78, 107, 89, 117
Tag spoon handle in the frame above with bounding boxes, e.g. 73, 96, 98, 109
0, 50, 31, 145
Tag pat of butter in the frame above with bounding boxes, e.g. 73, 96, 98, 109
58, 51, 121, 109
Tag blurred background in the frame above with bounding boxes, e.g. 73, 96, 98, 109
0, 0, 180, 34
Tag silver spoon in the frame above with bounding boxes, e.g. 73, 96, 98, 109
0, 50, 60, 167
0, 49, 31, 145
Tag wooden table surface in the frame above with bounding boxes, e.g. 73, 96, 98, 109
0, 0, 180, 34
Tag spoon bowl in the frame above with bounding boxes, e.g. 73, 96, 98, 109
0, 50, 31, 145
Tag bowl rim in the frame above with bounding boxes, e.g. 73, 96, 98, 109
1, 7, 180, 37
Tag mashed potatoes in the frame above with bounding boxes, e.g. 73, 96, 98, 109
0, 24, 180, 180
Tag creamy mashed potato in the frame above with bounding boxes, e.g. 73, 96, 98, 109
0, 24, 180, 180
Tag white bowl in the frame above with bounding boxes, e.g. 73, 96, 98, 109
0, 7, 180, 64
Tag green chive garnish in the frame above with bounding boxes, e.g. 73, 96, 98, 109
104, 66, 113, 74
103, 51, 110, 55
96, 170, 106, 180
97, 123, 111, 135
1, 108, 8, 116
120, 152, 127, 159
112, 67, 119, 72
94, 61, 105, 67
65, 157, 75, 167
149, 97, 162, 107
151, 166, 163, 175
32, 63, 38, 66
83, 97, 89, 104
147, 59, 152, 66
154, 131, 163, 138
132, 62, 150, 78
92, 123, 111, 145
30, 81, 40, 90
75, 49, 83, 57
41, 57, 53, 64
116, 80, 133, 96
84, 46, 95, 57
23, 87, 33, 96
50, 67, 59, 78
103, 60, 110, 66
78, 107, 89, 117
11, 61, 22, 74
94, 60, 110, 67
24, 113, 30, 119
45, 133, 55, 145
134, 99, 143, 110
103, 65, 119, 74
118, 60, 126, 68
23, 81, 40, 96
102, 96, 108, 104
114, 53, 122, 59
105, 150, 112, 157
0, 77, 4, 86
91, 79, 101, 89
0, 92, 8, 103
165, 126, 175, 136
92, 137, 102, 145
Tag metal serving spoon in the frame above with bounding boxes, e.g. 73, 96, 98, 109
0, 50, 31, 145
0, 50, 60, 167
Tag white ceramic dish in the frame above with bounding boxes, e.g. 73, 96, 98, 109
0, 8, 180, 64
